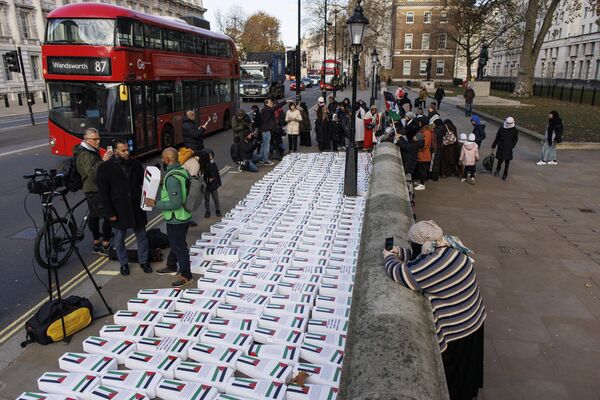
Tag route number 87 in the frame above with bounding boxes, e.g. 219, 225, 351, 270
94, 60, 108, 73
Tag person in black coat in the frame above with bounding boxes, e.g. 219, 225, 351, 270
199, 149, 222, 218
491, 116, 519, 181
259, 99, 288, 164
434, 85, 446, 109
315, 107, 333, 151
398, 129, 423, 177
182, 110, 208, 153
97, 139, 151, 276
430, 117, 444, 181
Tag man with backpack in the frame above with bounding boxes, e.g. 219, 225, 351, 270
73, 128, 113, 256
144, 147, 194, 288
97, 139, 152, 276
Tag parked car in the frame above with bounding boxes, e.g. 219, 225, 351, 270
290, 81, 306, 91
301, 78, 313, 88
308, 75, 320, 86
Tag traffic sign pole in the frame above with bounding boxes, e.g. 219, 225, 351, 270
17, 47, 36, 126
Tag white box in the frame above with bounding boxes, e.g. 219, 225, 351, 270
113, 310, 163, 326
175, 361, 233, 392
263, 303, 310, 319
311, 306, 351, 320
137, 336, 193, 359
37, 372, 100, 397
200, 329, 253, 352
269, 293, 314, 306
175, 297, 220, 315
236, 355, 293, 383
247, 344, 300, 366
141, 166, 161, 211
258, 314, 307, 331
17, 393, 78, 400
99, 324, 153, 341
216, 394, 253, 400
160, 311, 210, 325
235, 283, 278, 295
83, 385, 150, 400
203, 247, 240, 262
277, 282, 318, 296
153, 322, 205, 342
300, 343, 344, 366
241, 271, 282, 285
303, 332, 347, 350
124, 352, 180, 379
318, 283, 354, 297
182, 288, 227, 301
155, 378, 219, 400
321, 274, 354, 284
58, 352, 117, 376
294, 363, 342, 387
206, 317, 257, 333
225, 291, 270, 308
225, 378, 286, 400
280, 273, 321, 285
137, 288, 182, 300
188, 343, 241, 368
205, 268, 242, 280
315, 295, 352, 308
127, 298, 175, 312
252, 327, 304, 346
197, 277, 239, 290
286, 383, 339, 400
82, 336, 136, 364
307, 319, 349, 335
216, 304, 262, 320
101, 370, 161, 398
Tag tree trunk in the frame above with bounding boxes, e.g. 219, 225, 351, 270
465, 49, 473, 82
512, 0, 539, 97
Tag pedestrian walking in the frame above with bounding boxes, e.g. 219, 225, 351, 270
182, 110, 209, 153
315, 107, 333, 151
418, 86, 428, 109
470, 115, 486, 148
537, 110, 563, 165
415, 120, 433, 191
144, 148, 193, 288
298, 102, 312, 147
434, 84, 446, 109
285, 102, 302, 153
383, 220, 485, 400
491, 117, 519, 181
178, 147, 201, 227
259, 98, 288, 165
460, 133, 479, 184
441, 119, 458, 177
74, 128, 113, 256
200, 149, 222, 218
463, 86, 475, 117
97, 139, 151, 276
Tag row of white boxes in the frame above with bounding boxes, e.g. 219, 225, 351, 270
20, 152, 372, 400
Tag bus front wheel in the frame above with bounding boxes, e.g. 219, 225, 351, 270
161, 125, 174, 149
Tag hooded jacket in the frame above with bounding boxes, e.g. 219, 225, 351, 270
491, 127, 518, 161
417, 126, 433, 162
182, 117, 205, 153
73, 143, 102, 194
546, 111, 563, 146
260, 101, 287, 133
470, 115, 486, 144
178, 147, 200, 177
460, 141, 479, 166
285, 108, 302, 135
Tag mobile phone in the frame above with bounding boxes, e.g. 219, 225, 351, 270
106, 145, 113, 152
385, 237, 394, 251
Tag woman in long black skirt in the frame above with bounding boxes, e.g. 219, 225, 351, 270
382, 220, 485, 400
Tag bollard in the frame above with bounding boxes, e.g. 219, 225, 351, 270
340, 143, 450, 400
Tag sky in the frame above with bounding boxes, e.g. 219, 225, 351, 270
202, 0, 304, 47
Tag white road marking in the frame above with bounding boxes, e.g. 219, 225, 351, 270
0, 142, 48, 158
0, 121, 48, 132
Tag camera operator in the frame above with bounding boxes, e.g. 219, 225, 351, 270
96, 139, 151, 276
241, 130, 262, 172
182, 110, 209, 154
74, 128, 113, 256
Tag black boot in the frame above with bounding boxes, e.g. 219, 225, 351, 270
140, 263, 152, 273
502, 174, 508, 181
494, 169, 499, 177
120, 264, 130, 276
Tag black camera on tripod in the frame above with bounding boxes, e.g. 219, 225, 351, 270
24, 169, 66, 195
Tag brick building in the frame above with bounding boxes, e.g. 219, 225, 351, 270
391, 0, 456, 84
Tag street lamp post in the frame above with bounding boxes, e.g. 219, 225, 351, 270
333, 8, 339, 98
321, 0, 328, 100
296, 0, 301, 102
344, 0, 369, 197
369, 48, 378, 106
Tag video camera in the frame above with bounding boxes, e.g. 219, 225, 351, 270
24, 168, 66, 195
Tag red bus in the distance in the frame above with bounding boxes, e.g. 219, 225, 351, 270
43, 3, 239, 156
319, 59, 341, 91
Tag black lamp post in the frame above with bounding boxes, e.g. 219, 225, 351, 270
332, 8, 339, 98
344, 0, 369, 197
369, 48, 378, 106
321, 0, 328, 100
296, 0, 301, 102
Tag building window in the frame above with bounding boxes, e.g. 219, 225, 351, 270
589, 23, 594, 33
421, 33, 430, 50
423, 12, 432, 24
406, 12, 414, 24
578, 60, 584, 79
19, 11, 32, 39
2, 54, 13, 80
30, 55, 40, 80
585, 60, 591, 79
582, 25, 585, 34
436, 60, 444, 75
404, 33, 413, 50
419, 60, 428, 75
403, 60, 411, 75
439, 33, 447, 49
595, 60, 600, 80
440, 11, 448, 23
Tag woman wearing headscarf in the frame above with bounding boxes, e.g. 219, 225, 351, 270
298, 102, 312, 147
441, 119, 458, 177
363, 105, 381, 151
285, 102, 302, 153
537, 110, 563, 165
354, 101, 367, 148
315, 107, 333, 151
382, 220, 486, 400
491, 116, 519, 181
430, 116, 444, 181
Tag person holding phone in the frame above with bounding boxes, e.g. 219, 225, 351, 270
182, 110, 207, 154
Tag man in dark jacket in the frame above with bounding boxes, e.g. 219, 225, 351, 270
97, 139, 151, 276
182, 110, 208, 153
259, 99, 288, 164
74, 127, 113, 256
232, 109, 252, 143
470, 115, 486, 148
241, 131, 262, 172
434, 85, 446, 109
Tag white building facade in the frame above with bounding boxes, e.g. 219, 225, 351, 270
0, 0, 205, 109
490, 2, 600, 82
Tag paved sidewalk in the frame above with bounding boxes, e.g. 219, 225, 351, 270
399, 86, 600, 399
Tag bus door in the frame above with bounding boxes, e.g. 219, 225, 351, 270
131, 83, 157, 152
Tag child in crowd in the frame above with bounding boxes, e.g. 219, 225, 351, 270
200, 149, 222, 218
459, 133, 479, 185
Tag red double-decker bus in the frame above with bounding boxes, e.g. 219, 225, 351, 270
43, 3, 239, 156
319, 59, 341, 91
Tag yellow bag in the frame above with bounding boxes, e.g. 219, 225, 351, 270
47, 306, 92, 342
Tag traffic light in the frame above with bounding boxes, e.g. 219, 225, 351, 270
5, 50, 20, 73
286, 49, 296, 76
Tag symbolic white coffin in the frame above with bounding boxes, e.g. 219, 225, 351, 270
175, 361, 234, 392
141, 166, 160, 211
314, 295, 352, 308
196, 277, 239, 291
294, 362, 342, 388
174, 297, 220, 315
263, 303, 311, 319
101, 370, 161, 398
188, 343, 242, 368
252, 327, 304, 346
225, 378, 287, 400
82, 336, 136, 364
303, 333, 347, 350
203, 247, 240, 262
200, 329, 253, 352
225, 291, 270, 308
317, 284, 354, 297
58, 352, 117, 376
234, 283, 277, 295
99, 324, 153, 341
311, 306, 351, 320
300, 343, 344, 366
152, 322, 205, 342
137, 336, 193, 359
182, 288, 227, 301
127, 298, 175, 313
276, 282, 318, 296
206, 317, 257, 333
82, 385, 150, 400
285, 383, 338, 400
306, 319, 349, 335
247, 344, 300, 366
258, 314, 307, 331
37, 372, 100, 398
216, 304, 262, 320
236, 355, 293, 384
17, 393, 79, 400
136, 288, 182, 300
156, 378, 219, 400
269, 293, 314, 306
113, 310, 163, 326
124, 352, 180, 379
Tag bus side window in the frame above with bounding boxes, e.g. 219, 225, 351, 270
182, 34, 195, 54
183, 82, 198, 111
144, 24, 162, 49
195, 37, 206, 55
165, 30, 181, 52
207, 40, 219, 57
198, 81, 209, 107
133, 22, 144, 48
208, 81, 218, 105
116, 19, 132, 47
156, 82, 174, 114
174, 81, 183, 111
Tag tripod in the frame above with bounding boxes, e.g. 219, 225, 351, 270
39, 189, 113, 344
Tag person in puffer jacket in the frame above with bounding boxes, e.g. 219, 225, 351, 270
460, 133, 479, 184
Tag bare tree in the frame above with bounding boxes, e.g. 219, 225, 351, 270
444, 0, 523, 81
214, 5, 247, 53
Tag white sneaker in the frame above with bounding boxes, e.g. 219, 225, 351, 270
547, 160, 558, 165
414, 184, 426, 191
536, 160, 546, 166
461, 178, 466, 182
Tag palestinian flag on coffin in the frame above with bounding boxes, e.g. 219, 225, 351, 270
384, 91, 401, 121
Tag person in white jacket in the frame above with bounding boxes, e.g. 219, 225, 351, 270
285, 102, 303, 153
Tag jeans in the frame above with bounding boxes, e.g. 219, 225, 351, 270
465, 103, 473, 116
204, 189, 220, 212
166, 223, 192, 279
416, 161, 430, 185
288, 135, 298, 152
260, 130, 271, 162
113, 226, 149, 265
541, 141, 557, 161
244, 154, 262, 172
463, 165, 476, 179
496, 159, 510, 177
85, 193, 112, 242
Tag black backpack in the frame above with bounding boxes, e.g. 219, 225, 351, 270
61, 155, 83, 192
230, 142, 243, 162
147, 228, 170, 249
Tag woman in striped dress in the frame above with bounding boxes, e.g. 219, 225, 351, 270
382, 220, 486, 400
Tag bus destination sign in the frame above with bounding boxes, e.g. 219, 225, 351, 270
47, 57, 111, 76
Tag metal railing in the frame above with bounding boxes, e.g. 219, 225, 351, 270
489, 78, 599, 107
